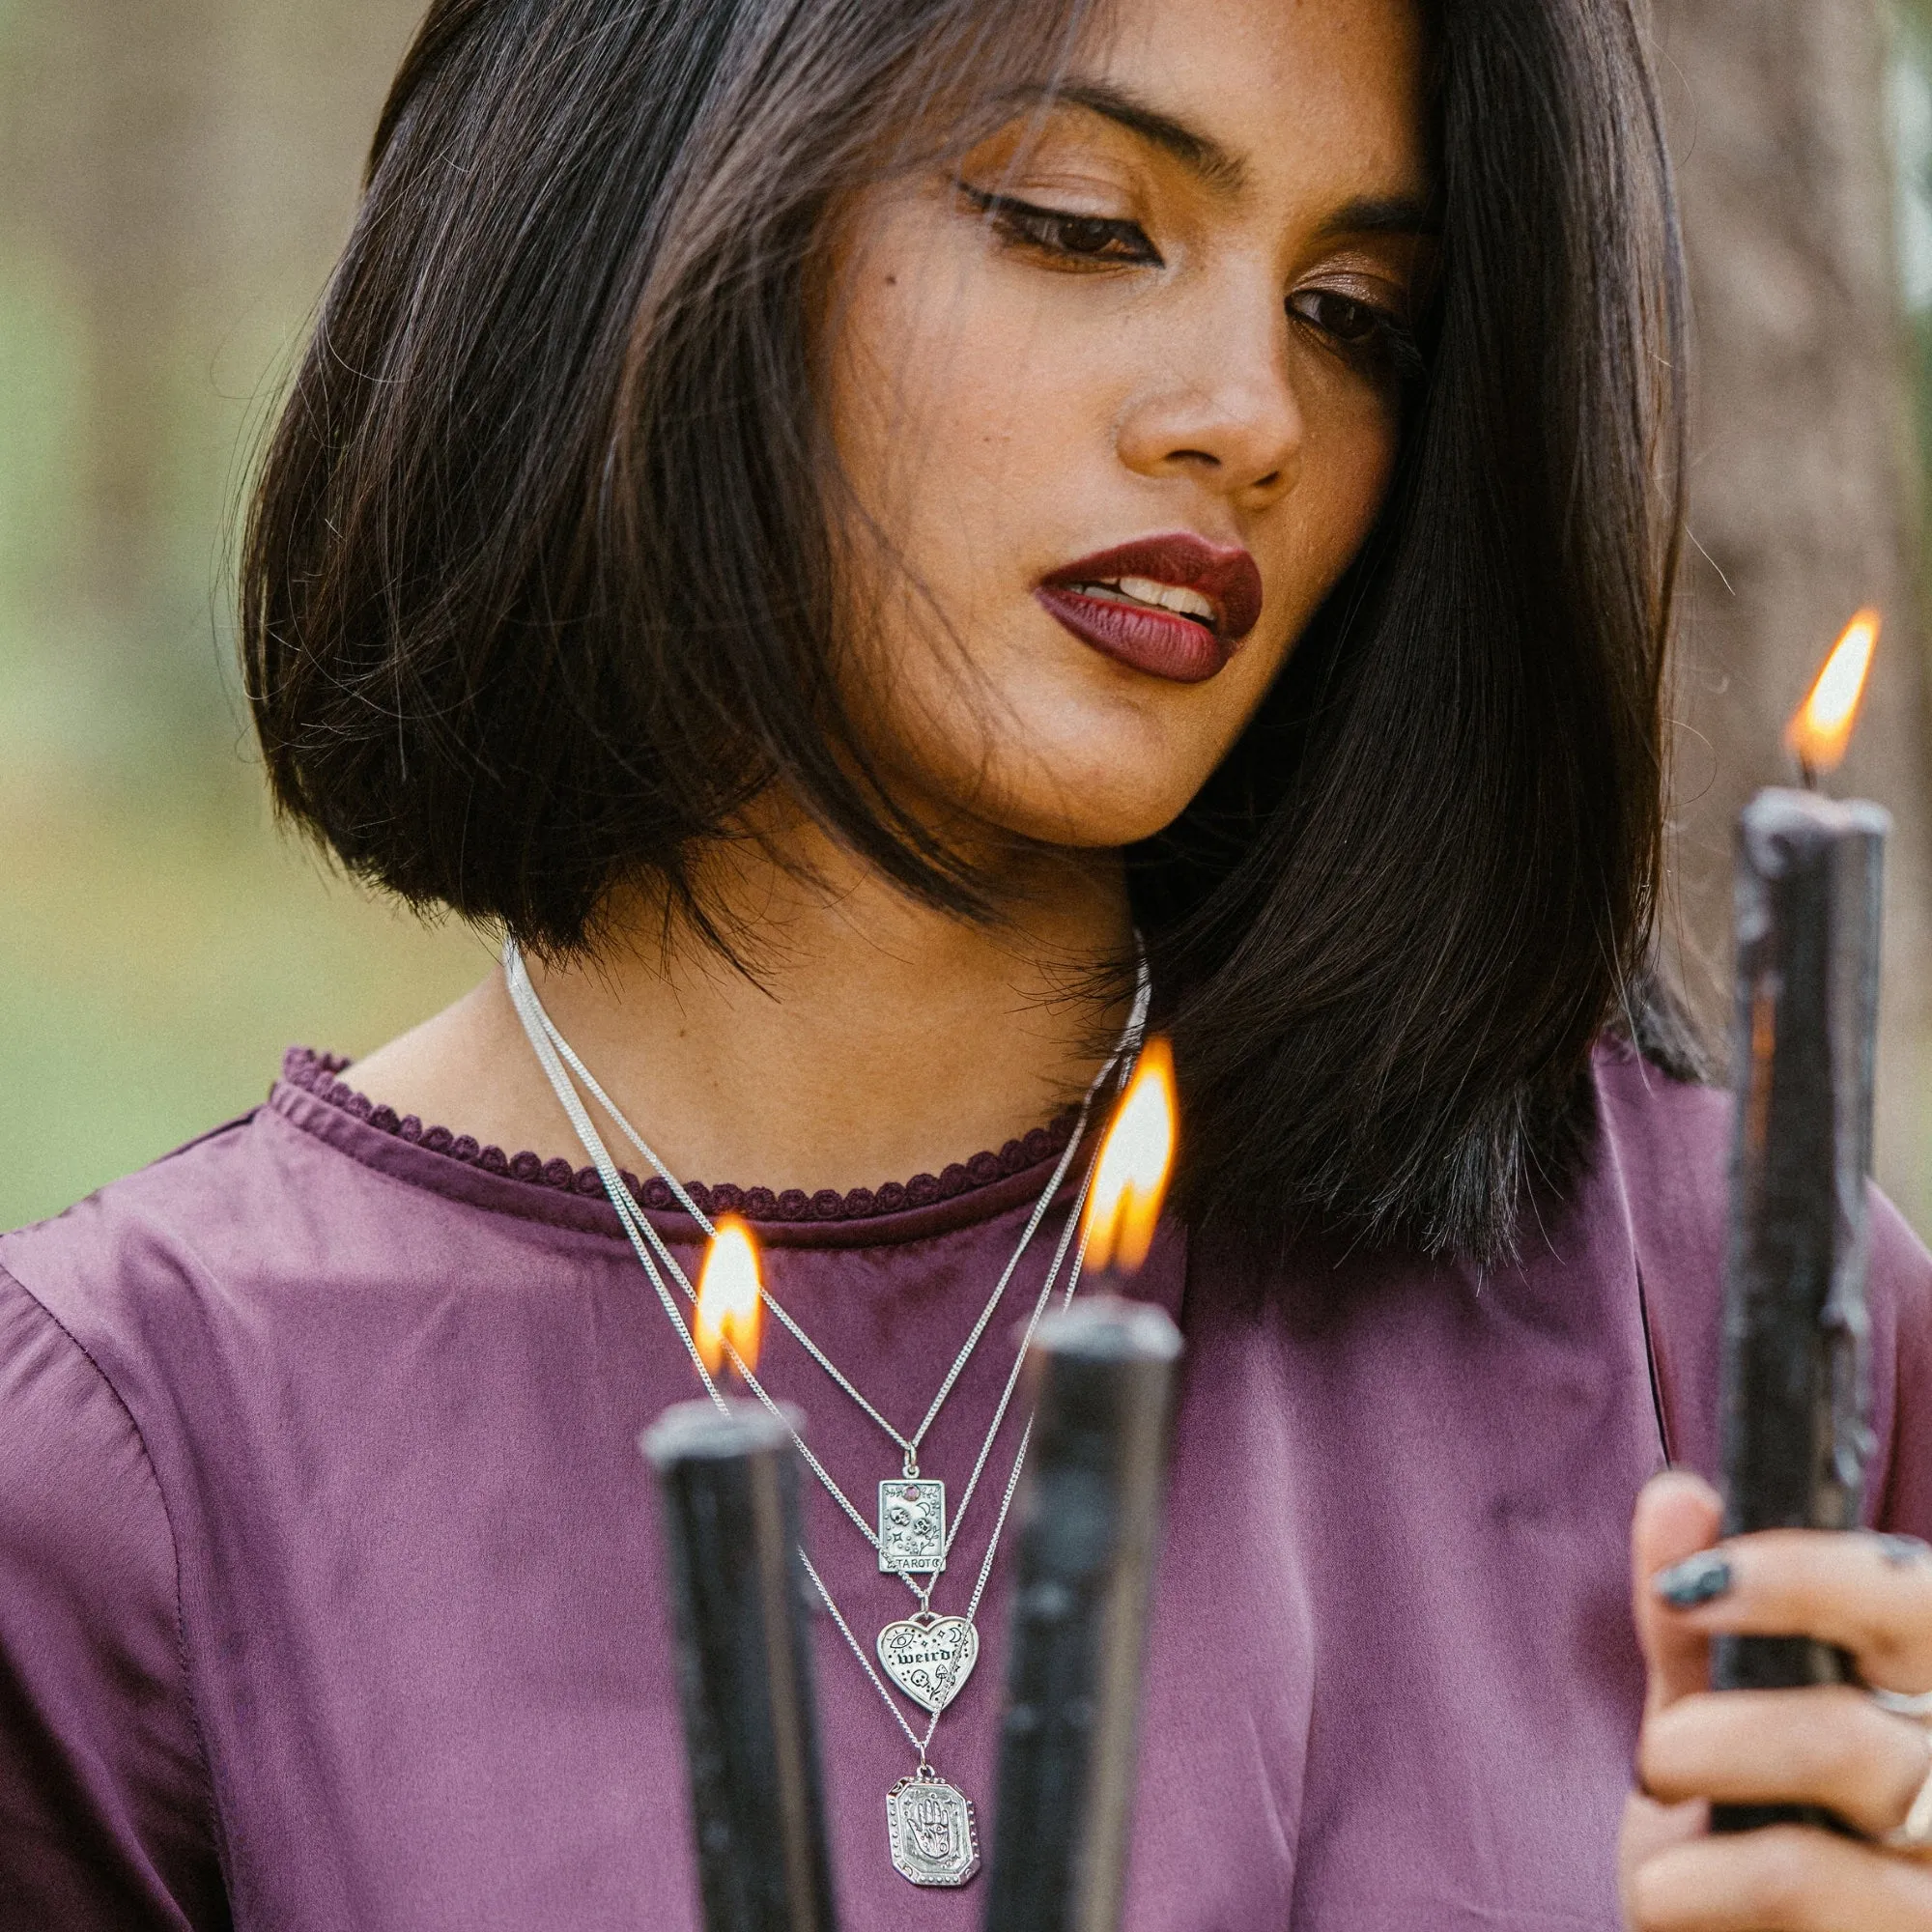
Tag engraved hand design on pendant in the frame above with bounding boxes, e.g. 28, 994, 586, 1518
886, 1772, 980, 1887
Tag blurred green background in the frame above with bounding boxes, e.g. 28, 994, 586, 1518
2, 0, 1931, 1235
0, 0, 487, 1231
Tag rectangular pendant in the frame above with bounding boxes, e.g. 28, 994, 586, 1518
877, 1478, 947, 1574
886, 1774, 980, 1887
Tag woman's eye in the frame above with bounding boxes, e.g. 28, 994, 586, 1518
1290, 286, 1424, 382
1291, 288, 1386, 343
959, 186, 1161, 268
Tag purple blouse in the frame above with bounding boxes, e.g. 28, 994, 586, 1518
2, 1041, 1928, 1931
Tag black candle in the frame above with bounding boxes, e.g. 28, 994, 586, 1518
981, 1296, 1182, 1932
642, 1400, 839, 1932
1713, 786, 1887, 1833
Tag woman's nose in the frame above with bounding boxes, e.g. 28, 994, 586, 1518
1113, 302, 1304, 509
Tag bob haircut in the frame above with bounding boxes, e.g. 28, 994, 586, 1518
244, 0, 1694, 1261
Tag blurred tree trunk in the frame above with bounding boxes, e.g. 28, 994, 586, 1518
1653, 0, 1932, 1227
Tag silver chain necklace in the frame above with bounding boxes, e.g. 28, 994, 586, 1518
503, 942, 1145, 1888
506, 944, 1140, 1473
504, 943, 1146, 1577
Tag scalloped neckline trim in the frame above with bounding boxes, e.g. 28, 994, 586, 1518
280, 1047, 1079, 1226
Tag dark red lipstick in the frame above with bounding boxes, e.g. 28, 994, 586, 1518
1036, 533, 1264, 685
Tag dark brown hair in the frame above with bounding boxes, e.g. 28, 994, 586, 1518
243, 0, 1692, 1260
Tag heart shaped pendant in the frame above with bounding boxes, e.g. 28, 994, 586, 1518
876, 1611, 979, 1715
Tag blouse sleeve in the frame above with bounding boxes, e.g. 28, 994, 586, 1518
0, 1264, 227, 1929
1872, 1194, 1932, 1541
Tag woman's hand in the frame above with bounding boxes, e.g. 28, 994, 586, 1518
1622, 1471, 1932, 1929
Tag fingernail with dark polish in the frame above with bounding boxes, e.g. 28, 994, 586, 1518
1655, 1550, 1733, 1607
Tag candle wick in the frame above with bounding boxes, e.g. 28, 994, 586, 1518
1799, 753, 1820, 794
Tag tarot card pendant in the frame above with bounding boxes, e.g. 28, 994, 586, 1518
877, 1478, 946, 1574
886, 1771, 980, 1887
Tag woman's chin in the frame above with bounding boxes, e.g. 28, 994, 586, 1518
962, 772, 1203, 852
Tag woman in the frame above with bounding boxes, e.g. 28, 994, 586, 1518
4, 0, 1929, 1923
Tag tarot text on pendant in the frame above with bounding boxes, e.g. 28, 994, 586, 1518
878, 1478, 946, 1573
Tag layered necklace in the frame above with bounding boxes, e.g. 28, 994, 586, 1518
503, 942, 1149, 1888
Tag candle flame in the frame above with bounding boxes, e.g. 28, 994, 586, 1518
695, 1216, 763, 1379
1784, 609, 1879, 778
1081, 1037, 1178, 1276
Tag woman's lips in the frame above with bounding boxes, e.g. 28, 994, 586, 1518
1035, 534, 1264, 686
1035, 586, 1231, 683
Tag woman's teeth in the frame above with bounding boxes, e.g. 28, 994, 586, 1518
1074, 577, 1217, 628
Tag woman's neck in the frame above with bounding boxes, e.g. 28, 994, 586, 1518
344, 830, 1133, 1194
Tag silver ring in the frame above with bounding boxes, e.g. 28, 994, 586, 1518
1872, 1688, 1932, 1722
1883, 1751, 1932, 1855
1877, 1694, 1932, 1856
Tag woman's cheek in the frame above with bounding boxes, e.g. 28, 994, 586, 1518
1242, 413, 1394, 655
1305, 351, 1403, 505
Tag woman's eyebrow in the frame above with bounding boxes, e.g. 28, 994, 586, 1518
1000, 78, 1248, 194
1314, 194, 1440, 241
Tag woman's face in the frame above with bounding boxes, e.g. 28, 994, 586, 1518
823, 0, 1432, 853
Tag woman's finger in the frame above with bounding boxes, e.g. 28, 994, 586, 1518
1619, 1788, 1709, 1925
1653, 1530, 1932, 1692
1634, 1471, 1727, 1712
1627, 1823, 1932, 1931
1639, 1685, 1931, 1839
